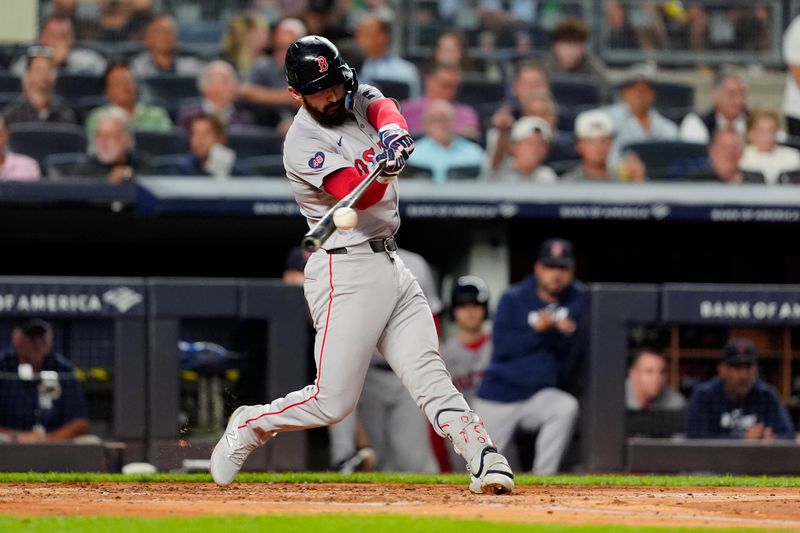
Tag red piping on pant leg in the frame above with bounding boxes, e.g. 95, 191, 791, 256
238, 253, 334, 428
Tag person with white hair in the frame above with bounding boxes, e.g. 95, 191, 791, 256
70, 107, 139, 183
177, 61, 255, 130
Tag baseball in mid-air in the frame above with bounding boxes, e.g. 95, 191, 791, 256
333, 207, 358, 230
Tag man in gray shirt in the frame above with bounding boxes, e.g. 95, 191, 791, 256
561, 109, 645, 182
626, 349, 686, 411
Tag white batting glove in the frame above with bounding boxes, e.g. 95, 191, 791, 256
378, 123, 415, 158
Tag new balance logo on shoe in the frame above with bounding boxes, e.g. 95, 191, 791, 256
226, 430, 239, 448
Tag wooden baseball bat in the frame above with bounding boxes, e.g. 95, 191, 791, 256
302, 160, 386, 252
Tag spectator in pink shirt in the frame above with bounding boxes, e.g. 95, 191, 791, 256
400, 63, 480, 141
0, 115, 40, 181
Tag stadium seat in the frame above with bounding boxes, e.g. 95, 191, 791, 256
55, 73, 104, 102
227, 126, 283, 158
371, 79, 411, 102
550, 75, 601, 108
0, 70, 21, 93
624, 141, 708, 181
0, 91, 19, 109
403, 164, 433, 179
135, 129, 188, 157
0, 45, 26, 70
141, 154, 185, 176
548, 134, 579, 163
73, 95, 108, 125
456, 75, 506, 108
652, 81, 695, 110
140, 75, 199, 105
246, 155, 285, 177
44, 152, 88, 179
8, 123, 86, 168
780, 135, 800, 151
446, 165, 482, 180
179, 21, 224, 59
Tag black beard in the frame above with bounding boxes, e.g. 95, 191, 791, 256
306, 97, 349, 127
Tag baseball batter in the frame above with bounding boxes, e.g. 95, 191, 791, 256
210, 36, 514, 495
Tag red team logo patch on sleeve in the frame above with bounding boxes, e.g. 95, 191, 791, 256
315, 56, 329, 72
309, 151, 326, 169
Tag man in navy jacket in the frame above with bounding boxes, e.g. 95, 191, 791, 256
687, 338, 794, 440
473, 238, 586, 474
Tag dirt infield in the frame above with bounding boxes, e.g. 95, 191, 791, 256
1, 482, 799, 529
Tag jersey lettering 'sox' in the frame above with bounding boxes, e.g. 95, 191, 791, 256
353, 147, 376, 175
315, 56, 329, 73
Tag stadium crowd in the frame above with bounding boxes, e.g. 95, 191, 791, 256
0, 1, 799, 184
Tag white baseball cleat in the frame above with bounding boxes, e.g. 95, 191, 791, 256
468, 447, 515, 495
210, 405, 273, 485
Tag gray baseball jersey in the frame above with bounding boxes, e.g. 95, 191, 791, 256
283, 84, 400, 250
440, 335, 492, 400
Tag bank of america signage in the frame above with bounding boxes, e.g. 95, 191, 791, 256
0, 286, 143, 314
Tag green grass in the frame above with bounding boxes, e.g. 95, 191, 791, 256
0, 515, 786, 533
1, 471, 800, 487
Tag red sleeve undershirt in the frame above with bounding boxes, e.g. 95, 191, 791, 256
322, 98, 408, 210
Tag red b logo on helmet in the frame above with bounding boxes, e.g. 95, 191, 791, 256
315, 56, 329, 73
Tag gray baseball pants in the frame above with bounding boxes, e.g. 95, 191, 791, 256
236, 243, 469, 441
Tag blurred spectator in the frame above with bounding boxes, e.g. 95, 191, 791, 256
783, 13, 800, 137
85, 63, 171, 151
0, 319, 89, 443
543, 17, 609, 100
562, 109, 645, 182
0, 115, 41, 181
64, 0, 154, 42
605, 63, 678, 165
355, 14, 421, 99
681, 69, 747, 144
71, 107, 138, 183
173, 113, 249, 177
440, 276, 492, 401
686, 338, 794, 440
239, 18, 305, 123
410, 100, 484, 183
282, 246, 311, 285
3, 46, 76, 126
130, 14, 205, 78
401, 63, 480, 140
688, 129, 744, 183
222, 13, 270, 75
302, 0, 351, 42
425, 30, 478, 73
357, 248, 440, 473
510, 61, 551, 116
177, 61, 255, 131
738, 109, 800, 185
626, 349, 686, 411
489, 117, 557, 183
473, 238, 585, 475
11, 17, 107, 76
487, 90, 558, 172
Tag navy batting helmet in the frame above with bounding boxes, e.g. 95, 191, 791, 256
451, 276, 490, 318
285, 35, 358, 99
